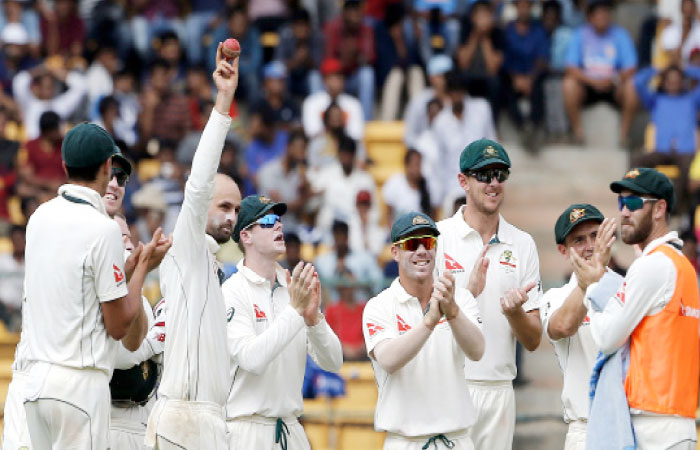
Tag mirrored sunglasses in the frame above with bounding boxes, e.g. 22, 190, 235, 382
467, 168, 510, 184
247, 213, 281, 230
394, 235, 437, 252
617, 195, 657, 212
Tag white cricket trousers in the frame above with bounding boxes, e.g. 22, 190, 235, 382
2, 370, 33, 450
383, 429, 473, 450
24, 365, 110, 450
110, 415, 147, 450
145, 398, 227, 450
564, 421, 587, 450
631, 415, 697, 450
227, 415, 310, 450
466, 381, 515, 450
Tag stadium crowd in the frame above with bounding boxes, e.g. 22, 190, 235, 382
0, 0, 699, 355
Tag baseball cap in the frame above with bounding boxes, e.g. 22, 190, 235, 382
459, 139, 511, 173
320, 58, 343, 76
427, 55, 453, 76
1, 23, 29, 46
554, 204, 604, 244
62, 123, 127, 170
233, 195, 287, 242
610, 167, 675, 211
390, 212, 440, 243
264, 61, 287, 80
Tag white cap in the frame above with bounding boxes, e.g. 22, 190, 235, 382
1, 23, 29, 46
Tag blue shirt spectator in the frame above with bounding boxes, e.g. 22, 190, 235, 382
635, 66, 700, 153
414, 0, 457, 15
503, 20, 549, 74
244, 106, 288, 194
565, 24, 636, 79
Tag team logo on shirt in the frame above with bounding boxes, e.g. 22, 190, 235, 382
444, 253, 464, 272
396, 315, 411, 333
113, 264, 125, 283
254, 304, 267, 321
498, 250, 517, 273
582, 315, 590, 326
615, 282, 626, 304
569, 208, 586, 223
366, 322, 384, 336
624, 169, 640, 179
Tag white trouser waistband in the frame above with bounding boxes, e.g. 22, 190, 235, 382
567, 421, 588, 432
466, 380, 513, 388
386, 429, 470, 442
228, 414, 299, 425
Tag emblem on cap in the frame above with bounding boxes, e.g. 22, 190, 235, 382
483, 146, 497, 157
259, 196, 271, 204
569, 208, 586, 223
624, 169, 640, 179
412, 215, 429, 225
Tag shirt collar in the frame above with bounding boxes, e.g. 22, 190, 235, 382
205, 234, 220, 255
390, 278, 418, 304
58, 184, 109, 217
642, 231, 681, 256
236, 259, 288, 287
451, 206, 514, 245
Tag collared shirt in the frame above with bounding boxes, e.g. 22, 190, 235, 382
541, 273, 598, 422
24, 183, 127, 373
222, 261, 342, 419
157, 110, 232, 405
436, 206, 542, 381
362, 278, 482, 436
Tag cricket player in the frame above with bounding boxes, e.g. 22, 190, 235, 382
222, 195, 343, 450
145, 44, 242, 450
435, 139, 543, 450
576, 168, 699, 450
539, 204, 615, 449
21, 122, 159, 450
363, 212, 485, 450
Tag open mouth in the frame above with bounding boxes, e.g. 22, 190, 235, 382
104, 193, 118, 201
274, 234, 284, 242
412, 260, 430, 267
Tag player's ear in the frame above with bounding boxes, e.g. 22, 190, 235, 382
391, 244, 399, 262
458, 173, 469, 192
557, 243, 568, 258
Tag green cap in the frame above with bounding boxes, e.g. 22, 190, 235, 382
232, 195, 287, 242
610, 168, 675, 211
112, 153, 133, 176
554, 203, 604, 244
62, 123, 123, 169
390, 212, 440, 243
459, 139, 511, 173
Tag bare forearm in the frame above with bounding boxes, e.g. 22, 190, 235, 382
547, 287, 587, 340
214, 89, 234, 116
449, 311, 484, 361
507, 309, 542, 351
458, 36, 479, 68
121, 305, 147, 352
120, 264, 149, 350
481, 40, 502, 75
372, 324, 432, 373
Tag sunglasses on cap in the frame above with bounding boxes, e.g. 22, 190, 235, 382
110, 167, 129, 187
617, 195, 658, 212
394, 235, 437, 251
245, 214, 281, 230
467, 168, 510, 184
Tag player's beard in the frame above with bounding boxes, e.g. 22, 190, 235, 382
206, 218, 233, 244
621, 209, 653, 245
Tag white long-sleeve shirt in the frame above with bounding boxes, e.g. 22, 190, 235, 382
157, 110, 232, 405
222, 261, 342, 419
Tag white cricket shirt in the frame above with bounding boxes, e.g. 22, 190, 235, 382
23, 184, 128, 374
222, 261, 343, 419
540, 273, 598, 422
362, 278, 483, 437
436, 207, 543, 381
157, 110, 232, 405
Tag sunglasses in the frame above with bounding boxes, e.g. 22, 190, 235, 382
394, 235, 437, 251
617, 195, 658, 212
246, 214, 281, 230
111, 168, 129, 187
467, 168, 510, 184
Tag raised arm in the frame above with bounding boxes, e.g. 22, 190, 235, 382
305, 271, 343, 372
633, 66, 658, 109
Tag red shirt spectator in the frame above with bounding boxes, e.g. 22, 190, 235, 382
24, 136, 64, 182
40, 0, 85, 58
324, 0, 376, 74
0, 172, 16, 222
325, 271, 367, 361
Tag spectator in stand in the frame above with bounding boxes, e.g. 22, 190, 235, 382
348, 190, 388, 258
184, 0, 221, 66
111, 69, 139, 148
324, 0, 376, 119
681, 229, 698, 273
131, 181, 167, 243
632, 64, 700, 206
311, 135, 378, 235
139, 59, 191, 148
0, 0, 41, 54
12, 62, 86, 139
411, 0, 461, 62
379, 2, 424, 121
127, 0, 184, 61
0, 108, 18, 230
257, 129, 312, 232
314, 220, 384, 301
0, 225, 25, 331
218, 136, 245, 189
414, 98, 445, 200
252, 61, 301, 130
661, 0, 700, 66
403, 54, 452, 148
456, 0, 504, 118
154, 30, 186, 85
543, 0, 571, 71
325, 267, 368, 361
248, 0, 289, 30
0, 23, 39, 102
307, 102, 366, 170
383, 149, 438, 223
244, 103, 288, 195
86, 46, 119, 112
208, 6, 262, 102
562, 0, 637, 144
16, 111, 64, 203
185, 65, 214, 131
94, 95, 135, 148
280, 231, 302, 270
303, 58, 365, 141
502, 0, 549, 151
149, 140, 185, 235
39, 0, 84, 59
275, 8, 324, 97
432, 71, 496, 204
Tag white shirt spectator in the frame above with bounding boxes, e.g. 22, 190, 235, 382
414, 127, 444, 201
86, 61, 114, 107
302, 92, 364, 140
661, 20, 700, 63
382, 173, 440, 221
0, 252, 23, 309
348, 213, 387, 257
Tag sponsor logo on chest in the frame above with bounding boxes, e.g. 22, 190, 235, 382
254, 304, 267, 322
397, 314, 411, 334
498, 250, 517, 273
444, 253, 465, 273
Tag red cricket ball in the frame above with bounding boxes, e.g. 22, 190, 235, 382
223, 38, 240, 59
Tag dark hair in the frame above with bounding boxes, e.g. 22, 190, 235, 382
323, 102, 343, 125
150, 58, 171, 73
405, 149, 432, 214
291, 8, 311, 23
287, 129, 308, 146
98, 96, 119, 118
10, 224, 25, 236
39, 111, 60, 134
681, 229, 698, 244
658, 65, 686, 95
226, 5, 247, 19
587, 0, 613, 15
338, 135, 357, 155
65, 161, 104, 182
253, 103, 277, 126
445, 71, 466, 93
158, 30, 179, 44
543, 0, 562, 15
332, 220, 349, 234
284, 232, 301, 245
